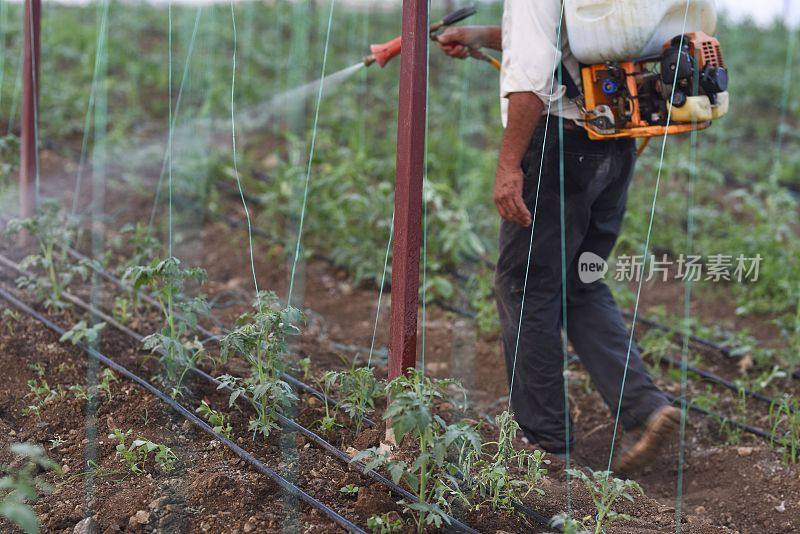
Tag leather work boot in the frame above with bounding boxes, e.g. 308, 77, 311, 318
613, 405, 681, 473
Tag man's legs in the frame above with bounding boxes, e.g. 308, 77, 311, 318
495, 126, 615, 453
565, 139, 670, 430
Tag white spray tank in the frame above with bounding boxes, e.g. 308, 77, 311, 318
565, 0, 718, 64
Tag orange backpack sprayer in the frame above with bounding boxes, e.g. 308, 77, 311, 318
362, 6, 729, 150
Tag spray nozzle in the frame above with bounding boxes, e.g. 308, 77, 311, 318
363, 6, 477, 68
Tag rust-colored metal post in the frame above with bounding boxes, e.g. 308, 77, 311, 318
388, 0, 428, 379
19, 0, 41, 221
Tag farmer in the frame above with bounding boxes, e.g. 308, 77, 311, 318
436, 2, 679, 472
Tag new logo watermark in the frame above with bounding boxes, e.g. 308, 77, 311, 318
578, 252, 608, 284
577, 253, 762, 284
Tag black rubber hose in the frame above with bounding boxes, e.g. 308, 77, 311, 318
656, 353, 777, 407
64, 248, 378, 428
0, 286, 367, 534
621, 311, 734, 358
191, 367, 485, 534
0, 257, 544, 533
666, 393, 773, 441
566, 351, 776, 443
213, 191, 753, 365
0, 260, 480, 532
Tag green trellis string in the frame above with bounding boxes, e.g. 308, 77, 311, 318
167, 2, 173, 257
287, 0, 337, 308
605, 0, 693, 473
367, 211, 394, 369
71, 0, 110, 216
501, 0, 570, 513
420, 0, 432, 375
147, 7, 204, 229
229, 1, 260, 301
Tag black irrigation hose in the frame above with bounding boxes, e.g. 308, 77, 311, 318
0, 261, 477, 532
0, 286, 366, 534
622, 311, 734, 358
664, 393, 773, 442
191, 366, 486, 534
564, 351, 777, 444
0, 259, 539, 534
63, 248, 379, 428
655, 353, 779, 408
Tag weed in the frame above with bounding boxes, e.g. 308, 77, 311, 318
316, 373, 340, 432
68, 385, 90, 401
295, 357, 311, 380
112, 296, 132, 324
339, 484, 359, 497
28, 363, 45, 378
4, 201, 87, 311
366, 513, 404, 534
196, 400, 232, 438
355, 370, 481, 533
769, 396, 800, 464
59, 320, 106, 346
549, 513, 591, 534
109, 429, 177, 474
124, 257, 209, 392
68, 369, 116, 403
0, 443, 59, 534
2, 309, 20, 334
48, 436, 66, 450
721, 387, 748, 445
97, 369, 118, 399
567, 469, 643, 534
218, 291, 302, 439
689, 385, 719, 412
24, 379, 63, 418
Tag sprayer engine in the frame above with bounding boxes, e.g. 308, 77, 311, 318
579, 32, 729, 140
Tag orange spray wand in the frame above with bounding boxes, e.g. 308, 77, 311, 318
363, 6, 499, 71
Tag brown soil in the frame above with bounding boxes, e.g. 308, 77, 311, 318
0, 145, 797, 533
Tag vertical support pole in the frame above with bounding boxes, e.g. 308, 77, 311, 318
19, 0, 40, 220
388, 0, 428, 379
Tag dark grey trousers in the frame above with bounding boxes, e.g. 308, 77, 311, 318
495, 124, 669, 454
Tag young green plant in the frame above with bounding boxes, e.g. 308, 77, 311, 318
0, 443, 59, 534
217, 291, 302, 439
4, 201, 87, 311
566, 468, 643, 534
354, 370, 481, 533
124, 257, 209, 394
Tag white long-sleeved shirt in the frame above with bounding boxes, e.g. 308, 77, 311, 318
501, 0, 581, 127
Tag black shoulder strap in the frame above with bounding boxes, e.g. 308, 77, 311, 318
558, 61, 582, 100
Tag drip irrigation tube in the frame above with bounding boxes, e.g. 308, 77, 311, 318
0, 285, 366, 534
0, 257, 543, 533
665, 393, 773, 442
218, 190, 747, 364
621, 311, 735, 358
0, 251, 779, 451
62, 248, 378, 428
655, 353, 779, 408
192, 366, 487, 534
565, 351, 776, 443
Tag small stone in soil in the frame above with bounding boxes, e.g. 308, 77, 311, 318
134, 510, 150, 524
72, 516, 96, 534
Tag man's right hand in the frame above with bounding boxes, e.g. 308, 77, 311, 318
494, 164, 532, 227
436, 26, 499, 58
